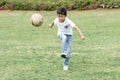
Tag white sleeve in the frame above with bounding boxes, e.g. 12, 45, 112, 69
54, 18, 57, 25
68, 18, 75, 28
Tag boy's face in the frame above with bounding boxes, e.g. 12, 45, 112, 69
57, 14, 66, 22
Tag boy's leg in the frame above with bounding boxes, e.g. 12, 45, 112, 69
58, 34, 72, 70
58, 34, 67, 53
64, 35, 72, 66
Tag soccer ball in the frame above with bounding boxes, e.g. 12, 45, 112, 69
30, 13, 43, 27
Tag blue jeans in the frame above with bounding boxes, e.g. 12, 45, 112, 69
58, 34, 72, 66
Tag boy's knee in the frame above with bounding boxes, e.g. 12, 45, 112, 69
58, 34, 67, 41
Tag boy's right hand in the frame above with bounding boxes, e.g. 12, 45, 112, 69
49, 22, 54, 28
49, 24, 52, 28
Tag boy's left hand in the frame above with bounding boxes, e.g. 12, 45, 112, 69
80, 35, 85, 40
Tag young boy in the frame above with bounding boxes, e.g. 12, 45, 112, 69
49, 7, 85, 71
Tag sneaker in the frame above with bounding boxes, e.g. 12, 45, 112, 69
61, 53, 67, 58
63, 65, 68, 71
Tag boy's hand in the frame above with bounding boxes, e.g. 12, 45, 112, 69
74, 26, 85, 40
49, 22, 54, 28
80, 35, 85, 40
48, 24, 52, 28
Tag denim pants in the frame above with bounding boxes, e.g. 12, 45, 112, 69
58, 34, 72, 66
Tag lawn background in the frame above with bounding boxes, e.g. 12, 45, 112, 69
0, 9, 120, 80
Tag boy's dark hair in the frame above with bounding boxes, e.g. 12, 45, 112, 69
57, 7, 67, 16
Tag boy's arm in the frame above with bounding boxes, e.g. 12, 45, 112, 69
73, 26, 85, 40
49, 22, 54, 28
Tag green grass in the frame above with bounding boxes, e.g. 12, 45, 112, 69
0, 9, 120, 80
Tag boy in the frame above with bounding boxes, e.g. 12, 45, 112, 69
49, 7, 85, 71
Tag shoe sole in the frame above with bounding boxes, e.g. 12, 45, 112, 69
61, 54, 66, 58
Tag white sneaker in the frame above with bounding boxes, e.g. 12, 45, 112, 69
63, 65, 68, 71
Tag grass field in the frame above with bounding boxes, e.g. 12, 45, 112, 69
0, 9, 120, 80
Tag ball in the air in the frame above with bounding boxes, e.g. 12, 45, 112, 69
30, 14, 43, 27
